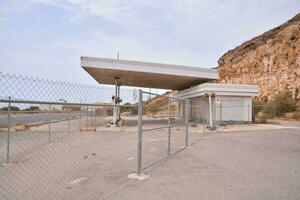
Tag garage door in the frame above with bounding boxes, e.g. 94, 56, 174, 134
221, 100, 244, 121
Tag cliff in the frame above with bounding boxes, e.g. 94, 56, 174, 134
218, 13, 300, 101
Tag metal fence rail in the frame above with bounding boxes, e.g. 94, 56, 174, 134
137, 90, 189, 174
0, 72, 137, 104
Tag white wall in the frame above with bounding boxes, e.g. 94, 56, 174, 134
189, 95, 252, 123
190, 97, 208, 122
215, 96, 252, 122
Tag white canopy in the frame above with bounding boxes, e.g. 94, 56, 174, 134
81, 57, 218, 90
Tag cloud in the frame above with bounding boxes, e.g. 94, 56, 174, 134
1, 0, 300, 85
2, 0, 199, 28
0, 17, 6, 35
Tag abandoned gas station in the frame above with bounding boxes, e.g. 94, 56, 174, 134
81, 56, 259, 129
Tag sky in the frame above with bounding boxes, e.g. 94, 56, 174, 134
0, 0, 299, 85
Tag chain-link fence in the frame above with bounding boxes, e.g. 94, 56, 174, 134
0, 73, 144, 200
0, 72, 278, 199
136, 91, 191, 174
0, 72, 138, 104
253, 103, 277, 119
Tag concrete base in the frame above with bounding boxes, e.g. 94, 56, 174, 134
207, 126, 217, 131
127, 173, 150, 181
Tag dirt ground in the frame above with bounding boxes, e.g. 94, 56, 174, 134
0, 122, 299, 200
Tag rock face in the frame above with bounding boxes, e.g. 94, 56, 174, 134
218, 13, 300, 102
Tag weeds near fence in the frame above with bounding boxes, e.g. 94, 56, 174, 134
253, 91, 298, 119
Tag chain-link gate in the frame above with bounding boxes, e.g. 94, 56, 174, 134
136, 90, 189, 174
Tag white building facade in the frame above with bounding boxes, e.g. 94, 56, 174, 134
173, 83, 259, 124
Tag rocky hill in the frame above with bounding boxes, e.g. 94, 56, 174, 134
218, 13, 300, 102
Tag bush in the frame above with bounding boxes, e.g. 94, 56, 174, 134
253, 92, 297, 119
262, 103, 275, 118
23, 106, 40, 111
293, 111, 300, 120
0, 106, 20, 111
271, 92, 297, 116
253, 99, 265, 116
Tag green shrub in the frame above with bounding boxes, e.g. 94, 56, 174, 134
23, 106, 40, 111
253, 99, 265, 116
271, 92, 297, 116
0, 106, 20, 111
253, 92, 297, 118
294, 111, 300, 120
262, 103, 275, 118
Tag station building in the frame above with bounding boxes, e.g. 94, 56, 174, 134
81, 56, 259, 127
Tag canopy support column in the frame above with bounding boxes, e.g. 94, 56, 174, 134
205, 92, 215, 131
113, 77, 121, 126
208, 92, 213, 129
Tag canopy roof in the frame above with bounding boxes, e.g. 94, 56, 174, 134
173, 83, 259, 99
81, 57, 218, 90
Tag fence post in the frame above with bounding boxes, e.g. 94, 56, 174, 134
273, 102, 276, 118
220, 102, 222, 122
86, 106, 89, 127
94, 107, 96, 125
6, 96, 11, 163
185, 99, 190, 148
79, 108, 81, 130
137, 90, 143, 175
248, 104, 250, 122
68, 110, 71, 134
167, 97, 171, 157
203, 122, 206, 137
252, 102, 254, 123
48, 104, 51, 144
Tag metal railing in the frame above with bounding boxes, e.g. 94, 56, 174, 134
136, 90, 190, 174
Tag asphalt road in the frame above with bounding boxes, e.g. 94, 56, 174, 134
0, 112, 94, 126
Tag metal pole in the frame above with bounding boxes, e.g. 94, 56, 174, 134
113, 79, 118, 126
208, 93, 213, 129
48, 104, 51, 144
252, 101, 254, 123
94, 107, 96, 125
220, 102, 222, 122
248, 104, 250, 122
185, 99, 189, 147
273, 102, 276, 118
117, 85, 121, 123
167, 97, 171, 157
86, 106, 89, 127
137, 90, 143, 175
203, 122, 206, 137
79, 108, 81, 130
68, 110, 71, 134
6, 96, 11, 163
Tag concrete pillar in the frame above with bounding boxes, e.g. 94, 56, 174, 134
113, 83, 118, 125
208, 92, 213, 128
113, 77, 121, 126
